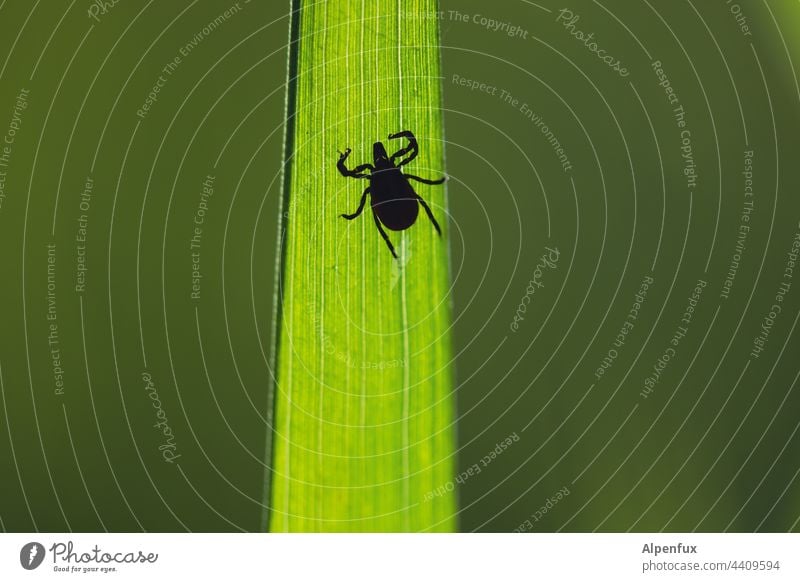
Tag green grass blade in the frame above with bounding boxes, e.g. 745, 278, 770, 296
269, 0, 455, 532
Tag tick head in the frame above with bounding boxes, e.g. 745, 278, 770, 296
372, 141, 389, 163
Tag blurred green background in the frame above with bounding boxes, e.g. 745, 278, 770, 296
0, 0, 798, 532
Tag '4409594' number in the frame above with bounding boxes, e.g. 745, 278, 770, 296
730, 560, 780, 570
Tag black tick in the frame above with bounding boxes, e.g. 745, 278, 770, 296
336, 130, 446, 259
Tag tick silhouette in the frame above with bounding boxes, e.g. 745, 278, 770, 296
337, 130, 446, 259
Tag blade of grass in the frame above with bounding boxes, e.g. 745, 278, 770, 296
268, 0, 456, 532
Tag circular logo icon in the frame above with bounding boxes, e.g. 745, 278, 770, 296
19, 542, 46, 570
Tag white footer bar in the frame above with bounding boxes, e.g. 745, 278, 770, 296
1, 533, 797, 581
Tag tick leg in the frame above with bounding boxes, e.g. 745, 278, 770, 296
337, 148, 374, 178
341, 187, 370, 220
416, 195, 442, 236
405, 173, 446, 185
388, 130, 419, 167
372, 210, 398, 258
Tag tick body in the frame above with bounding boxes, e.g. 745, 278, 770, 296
337, 130, 446, 258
